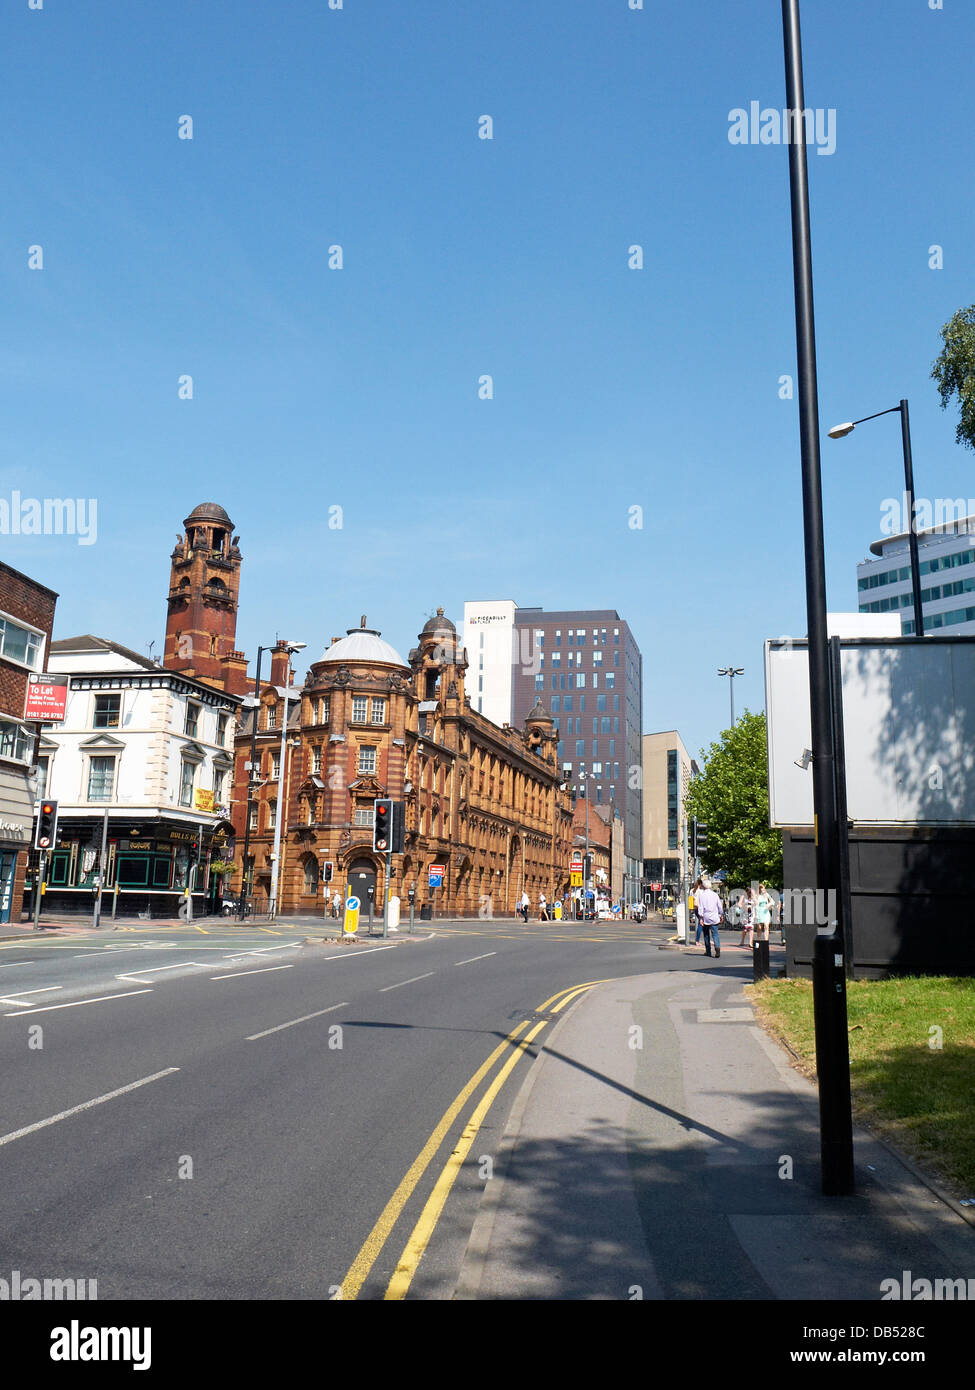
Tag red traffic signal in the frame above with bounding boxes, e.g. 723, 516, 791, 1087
35, 799, 59, 851
373, 797, 393, 852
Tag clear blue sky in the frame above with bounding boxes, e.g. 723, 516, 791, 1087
3, 0, 972, 761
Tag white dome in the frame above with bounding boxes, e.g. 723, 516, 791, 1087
320, 627, 407, 668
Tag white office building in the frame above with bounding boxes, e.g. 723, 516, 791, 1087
857, 513, 975, 636
462, 599, 517, 726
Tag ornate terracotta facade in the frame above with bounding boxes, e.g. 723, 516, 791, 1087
231, 610, 574, 918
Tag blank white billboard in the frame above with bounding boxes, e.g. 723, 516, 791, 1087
765, 637, 975, 827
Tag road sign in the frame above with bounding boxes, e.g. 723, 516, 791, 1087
429, 864, 445, 888
570, 871, 583, 887
343, 895, 360, 935
570, 856, 583, 871
650, 881, 661, 891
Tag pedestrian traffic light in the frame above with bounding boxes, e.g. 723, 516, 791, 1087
34, 800, 58, 851
373, 798, 393, 852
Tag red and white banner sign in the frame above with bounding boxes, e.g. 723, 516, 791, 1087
25, 673, 69, 722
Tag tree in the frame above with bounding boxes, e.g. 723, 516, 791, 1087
932, 304, 975, 452
684, 710, 782, 888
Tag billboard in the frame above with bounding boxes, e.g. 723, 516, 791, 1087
25, 673, 68, 722
765, 637, 975, 827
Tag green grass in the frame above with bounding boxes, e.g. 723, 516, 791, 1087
749, 976, 975, 1195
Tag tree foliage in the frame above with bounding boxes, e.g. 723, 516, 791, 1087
684, 710, 782, 889
932, 304, 975, 452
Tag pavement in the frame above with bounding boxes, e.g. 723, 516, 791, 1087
456, 955, 975, 1301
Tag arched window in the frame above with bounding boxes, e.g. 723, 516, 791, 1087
303, 857, 319, 894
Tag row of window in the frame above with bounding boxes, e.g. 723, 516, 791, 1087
903, 606, 975, 634
551, 694, 619, 714
267, 694, 388, 729
556, 718, 620, 737
538, 673, 619, 692
859, 575, 975, 613
859, 547, 975, 590
533, 628, 621, 646
81, 692, 232, 745
536, 650, 619, 669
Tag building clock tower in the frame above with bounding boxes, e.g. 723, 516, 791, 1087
163, 502, 248, 695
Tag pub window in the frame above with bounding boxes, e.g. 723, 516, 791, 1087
184, 702, 201, 737
217, 713, 229, 745
179, 759, 195, 807
87, 755, 116, 802
94, 694, 121, 728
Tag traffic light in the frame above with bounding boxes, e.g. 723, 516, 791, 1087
323, 860, 333, 883
696, 822, 709, 858
688, 817, 697, 859
373, 798, 393, 852
583, 852, 593, 880
34, 800, 58, 851
391, 800, 405, 853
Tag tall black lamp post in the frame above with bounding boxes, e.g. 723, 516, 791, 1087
781, 0, 855, 1195
827, 401, 925, 635
238, 645, 266, 920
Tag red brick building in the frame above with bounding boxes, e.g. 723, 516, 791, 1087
232, 611, 574, 918
0, 561, 58, 922
163, 503, 248, 697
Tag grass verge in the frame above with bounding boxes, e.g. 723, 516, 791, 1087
748, 975, 975, 1196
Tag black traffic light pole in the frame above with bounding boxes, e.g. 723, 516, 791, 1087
781, 0, 854, 1195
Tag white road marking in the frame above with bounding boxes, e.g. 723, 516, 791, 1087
4, 989, 153, 1016
246, 1002, 348, 1041
211, 964, 295, 981
324, 945, 399, 961
0, 986, 63, 1007
453, 952, 498, 966
378, 972, 436, 993
0, 961, 34, 969
115, 962, 209, 982
0, 1068, 179, 1148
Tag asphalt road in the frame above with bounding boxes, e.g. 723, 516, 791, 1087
0, 916, 726, 1300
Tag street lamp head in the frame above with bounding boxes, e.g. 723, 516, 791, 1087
282, 640, 307, 653
827, 422, 855, 439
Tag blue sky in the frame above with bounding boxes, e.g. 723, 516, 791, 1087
2, 0, 972, 761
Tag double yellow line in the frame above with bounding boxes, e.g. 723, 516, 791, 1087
339, 979, 607, 1301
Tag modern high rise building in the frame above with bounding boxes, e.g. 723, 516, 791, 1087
641, 730, 695, 893
857, 512, 975, 635
510, 607, 643, 902
461, 600, 517, 725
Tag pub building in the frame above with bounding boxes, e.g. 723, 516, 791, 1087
34, 635, 242, 919
0, 560, 58, 924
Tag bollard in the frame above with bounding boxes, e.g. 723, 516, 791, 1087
753, 937, 770, 981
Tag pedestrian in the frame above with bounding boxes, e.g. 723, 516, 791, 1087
738, 887, 756, 948
754, 882, 775, 943
691, 878, 703, 944
539, 891, 549, 922
519, 889, 530, 923
332, 890, 341, 920
695, 880, 723, 958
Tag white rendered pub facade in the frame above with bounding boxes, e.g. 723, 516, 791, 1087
35, 636, 241, 918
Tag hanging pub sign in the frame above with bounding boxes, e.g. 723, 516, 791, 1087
25, 673, 69, 722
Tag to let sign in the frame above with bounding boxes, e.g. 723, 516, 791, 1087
25, 674, 69, 722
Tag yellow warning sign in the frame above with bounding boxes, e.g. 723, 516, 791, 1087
343, 895, 360, 935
